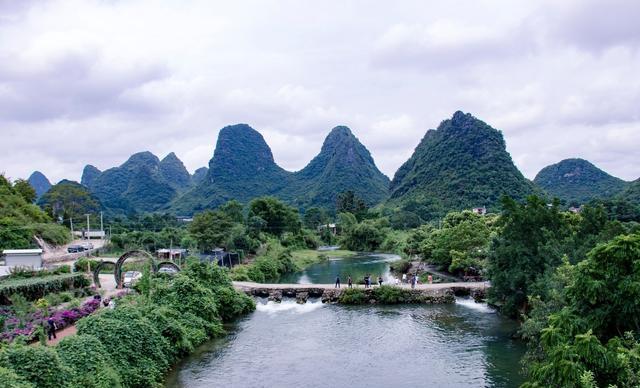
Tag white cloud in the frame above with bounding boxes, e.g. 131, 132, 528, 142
0, 0, 639, 184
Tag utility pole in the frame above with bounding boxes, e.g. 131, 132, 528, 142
85, 214, 90, 240
100, 211, 104, 233
70, 218, 74, 237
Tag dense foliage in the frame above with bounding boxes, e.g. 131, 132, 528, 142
388, 111, 537, 221
38, 180, 101, 224
521, 234, 640, 387
0, 174, 70, 248
619, 179, 640, 207
0, 262, 254, 388
533, 158, 629, 205
339, 214, 390, 252
86, 151, 190, 215
0, 273, 89, 304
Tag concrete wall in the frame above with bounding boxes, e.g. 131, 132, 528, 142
5, 254, 43, 268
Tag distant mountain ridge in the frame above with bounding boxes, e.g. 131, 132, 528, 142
388, 111, 537, 219
33, 111, 637, 219
27, 171, 51, 199
533, 158, 628, 204
83, 151, 196, 215
171, 123, 389, 214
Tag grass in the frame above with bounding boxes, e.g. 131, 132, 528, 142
290, 249, 356, 270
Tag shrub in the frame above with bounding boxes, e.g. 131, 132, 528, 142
373, 285, 407, 304
229, 265, 251, 281
73, 258, 101, 273
212, 286, 256, 322
339, 288, 367, 304
389, 259, 412, 274
0, 366, 34, 388
0, 273, 89, 304
56, 334, 122, 388
143, 306, 194, 358
76, 306, 171, 387
0, 345, 71, 388
31, 223, 70, 246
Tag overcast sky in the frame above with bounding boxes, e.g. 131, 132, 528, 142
1, 0, 639, 184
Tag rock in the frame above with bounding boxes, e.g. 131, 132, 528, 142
268, 290, 282, 303
296, 292, 309, 304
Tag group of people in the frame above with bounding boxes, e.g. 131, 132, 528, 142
334, 272, 426, 289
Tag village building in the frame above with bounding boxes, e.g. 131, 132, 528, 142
1, 249, 43, 269
471, 207, 487, 216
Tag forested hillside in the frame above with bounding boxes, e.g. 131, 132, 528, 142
533, 158, 628, 204
0, 174, 69, 248
388, 111, 537, 220
172, 124, 389, 214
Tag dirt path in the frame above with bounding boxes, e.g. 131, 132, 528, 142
46, 324, 77, 346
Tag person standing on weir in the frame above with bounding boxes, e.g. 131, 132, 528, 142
347, 275, 353, 288
335, 275, 341, 288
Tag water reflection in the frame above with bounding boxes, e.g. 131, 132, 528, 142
279, 253, 401, 284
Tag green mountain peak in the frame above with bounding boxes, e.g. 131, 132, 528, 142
533, 158, 628, 204
388, 111, 536, 219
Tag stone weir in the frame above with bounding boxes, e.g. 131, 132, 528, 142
232, 281, 489, 305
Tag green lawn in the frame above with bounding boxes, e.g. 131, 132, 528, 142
290, 249, 356, 270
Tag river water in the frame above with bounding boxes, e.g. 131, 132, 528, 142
165, 253, 525, 388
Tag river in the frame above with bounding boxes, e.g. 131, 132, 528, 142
165, 253, 526, 388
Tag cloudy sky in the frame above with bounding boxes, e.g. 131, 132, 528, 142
1, 0, 639, 183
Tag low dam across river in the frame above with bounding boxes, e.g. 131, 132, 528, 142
232, 281, 489, 304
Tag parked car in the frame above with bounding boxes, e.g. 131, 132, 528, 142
122, 271, 143, 287
67, 245, 85, 253
81, 242, 94, 250
157, 267, 178, 274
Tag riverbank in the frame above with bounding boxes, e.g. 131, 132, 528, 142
290, 249, 356, 269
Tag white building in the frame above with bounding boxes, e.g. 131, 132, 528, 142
2, 249, 43, 269
472, 207, 487, 216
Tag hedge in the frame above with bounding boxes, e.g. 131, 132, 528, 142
0, 263, 256, 388
0, 273, 89, 304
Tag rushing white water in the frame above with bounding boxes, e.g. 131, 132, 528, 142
456, 297, 496, 313
255, 299, 325, 314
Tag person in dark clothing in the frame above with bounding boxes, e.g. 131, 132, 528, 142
347, 276, 353, 288
378, 276, 383, 286
47, 318, 57, 340
335, 275, 341, 288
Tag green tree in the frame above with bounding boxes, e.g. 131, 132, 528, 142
13, 179, 36, 204
37, 180, 101, 224
522, 234, 640, 387
248, 197, 300, 236
336, 191, 368, 220
219, 200, 244, 223
303, 207, 329, 229
487, 196, 570, 318
340, 217, 390, 251
188, 210, 234, 250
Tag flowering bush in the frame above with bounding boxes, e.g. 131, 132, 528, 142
0, 297, 101, 343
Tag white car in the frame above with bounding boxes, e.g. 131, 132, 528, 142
122, 271, 142, 287
80, 242, 94, 250
157, 267, 178, 274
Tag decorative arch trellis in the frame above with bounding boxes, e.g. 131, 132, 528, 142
92, 250, 182, 289
114, 250, 156, 289
92, 260, 116, 289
